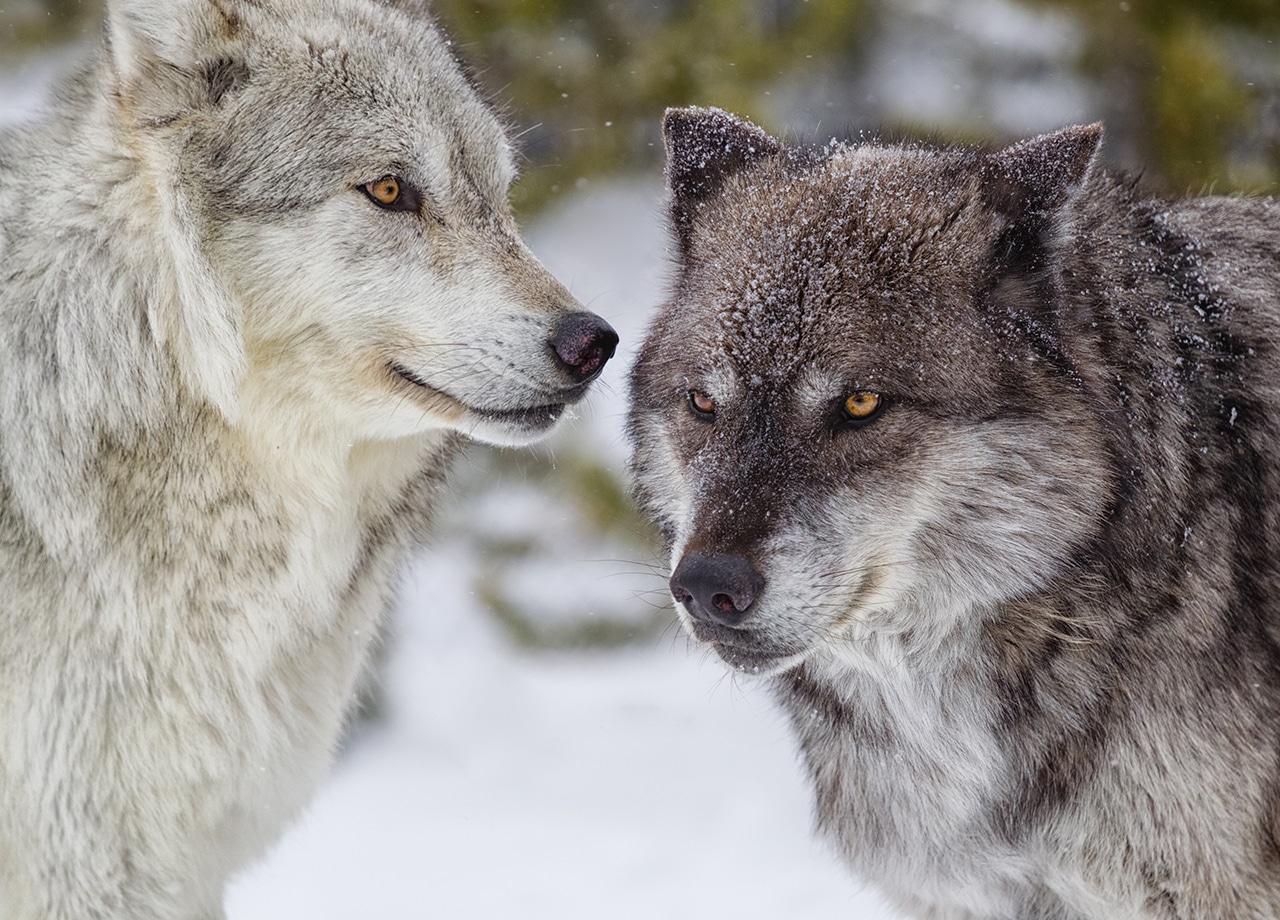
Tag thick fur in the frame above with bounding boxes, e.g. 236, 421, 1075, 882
0, 2, 614, 917
629, 107, 1280, 919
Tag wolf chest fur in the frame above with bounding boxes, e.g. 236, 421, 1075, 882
628, 107, 1280, 919
0, 1, 615, 917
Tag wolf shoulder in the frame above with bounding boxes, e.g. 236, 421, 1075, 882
1156, 193, 1280, 305
1064, 175, 1280, 366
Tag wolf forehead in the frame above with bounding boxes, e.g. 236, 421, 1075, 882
665, 146, 1011, 394
124, 0, 513, 217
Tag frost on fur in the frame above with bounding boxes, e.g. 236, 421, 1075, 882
629, 112, 1280, 919
663, 106, 782, 255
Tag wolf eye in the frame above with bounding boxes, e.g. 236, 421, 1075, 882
362, 175, 421, 213
841, 391, 883, 426
688, 390, 716, 419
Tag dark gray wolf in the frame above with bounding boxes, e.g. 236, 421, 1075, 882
628, 105, 1280, 918
0, 1, 615, 916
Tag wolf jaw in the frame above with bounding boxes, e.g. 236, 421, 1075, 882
386, 359, 593, 444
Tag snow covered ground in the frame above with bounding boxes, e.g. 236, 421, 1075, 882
227, 555, 891, 919
0, 61, 897, 920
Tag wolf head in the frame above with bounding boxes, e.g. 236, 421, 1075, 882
104, 0, 615, 446
629, 108, 1115, 673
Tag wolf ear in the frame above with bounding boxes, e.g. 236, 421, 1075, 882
107, 0, 248, 111
664, 107, 781, 254
982, 124, 1103, 225
978, 125, 1103, 365
980, 123, 1102, 279
107, 0, 251, 416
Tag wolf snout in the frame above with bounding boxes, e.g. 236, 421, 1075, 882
549, 311, 619, 384
670, 552, 766, 627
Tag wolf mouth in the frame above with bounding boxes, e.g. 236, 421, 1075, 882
389, 362, 585, 431
688, 620, 809, 674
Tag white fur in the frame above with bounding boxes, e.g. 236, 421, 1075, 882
0, 1, 609, 917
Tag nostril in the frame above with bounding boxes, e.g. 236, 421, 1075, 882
669, 552, 766, 628
550, 311, 619, 383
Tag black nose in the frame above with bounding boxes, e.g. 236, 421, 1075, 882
549, 311, 619, 384
670, 552, 765, 628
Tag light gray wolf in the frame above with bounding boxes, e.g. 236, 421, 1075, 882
0, 1, 616, 917
628, 106, 1280, 919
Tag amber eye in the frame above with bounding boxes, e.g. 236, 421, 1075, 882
688, 390, 716, 418
362, 175, 421, 212
841, 391, 883, 424
367, 176, 401, 205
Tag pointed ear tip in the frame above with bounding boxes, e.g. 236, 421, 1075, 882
1067, 123, 1105, 169
662, 105, 777, 136
661, 107, 695, 136
1024, 122, 1104, 145
1073, 121, 1105, 146
664, 105, 737, 120
1026, 122, 1104, 152
662, 106, 737, 136
994, 122, 1105, 166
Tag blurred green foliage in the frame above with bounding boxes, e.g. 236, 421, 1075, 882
430, 0, 868, 211
0, 0, 100, 47
431, 0, 1277, 202
1026, 0, 1279, 193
